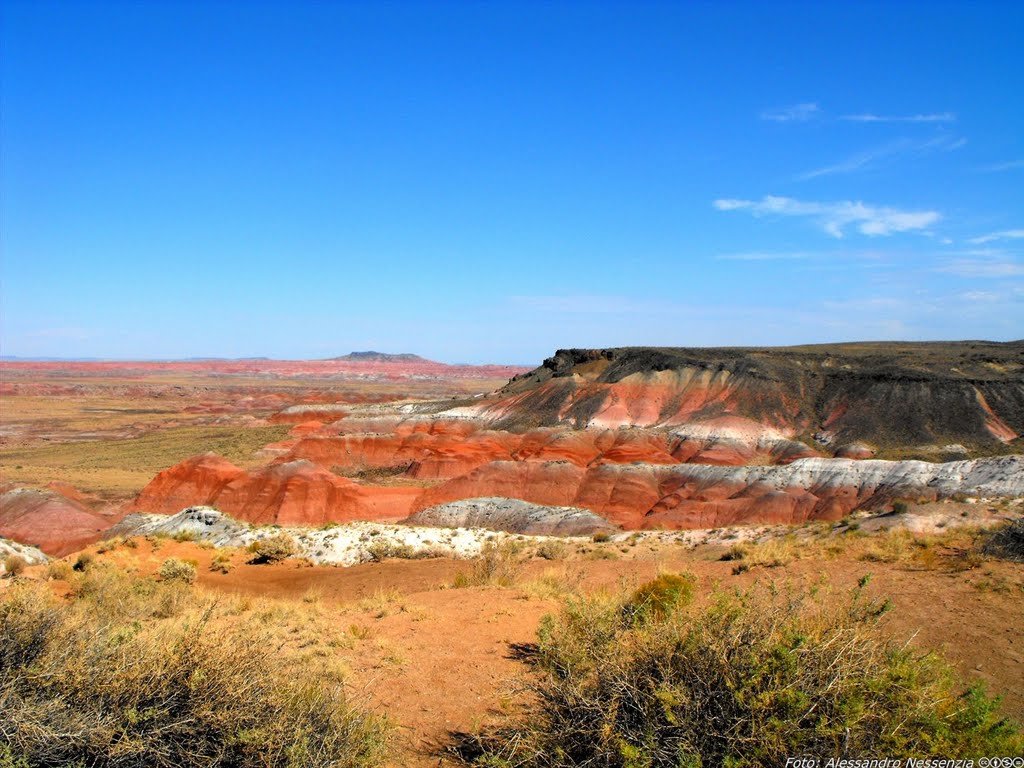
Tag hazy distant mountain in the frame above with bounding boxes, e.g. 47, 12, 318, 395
328, 351, 435, 363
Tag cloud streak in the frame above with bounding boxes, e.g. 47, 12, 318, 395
713, 195, 941, 238
938, 258, 1024, 278
968, 229, 1024, 244
760, 102, 820, 122
840, 112, 956, 123
797, 134, 966, 180
976, 159, 1024, 172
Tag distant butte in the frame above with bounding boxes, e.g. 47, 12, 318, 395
329, 351, 434, 363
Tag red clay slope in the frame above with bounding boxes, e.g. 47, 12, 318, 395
130, 456, 420, 524
0, 484, 118, 556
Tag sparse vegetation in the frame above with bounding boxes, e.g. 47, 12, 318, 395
158, 557, 197, 584
624, 571, 696, 623
210, 550, 234, 573
366, 539, 416, 562
247, 532, 298, 563
46, 560, 72, 581
453, 542, 522, 587
459, 580, 1021, 766
981, 518, 1024, 563
534, 539, 567, 561
72, 552, 93, 572
0, 572, 390, 767
2, 554, 28, 578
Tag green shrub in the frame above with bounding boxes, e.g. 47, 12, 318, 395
72, 552, 93, 572
462, 582, 1021, 766
892, 499, 910, 515
624, 572, 696, 623
247, 533, 298, 564
0, 580, 389, 768
591, 530, 611, 543
158, 558, 197, 585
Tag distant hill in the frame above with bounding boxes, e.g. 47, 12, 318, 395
328, 351, 435, 364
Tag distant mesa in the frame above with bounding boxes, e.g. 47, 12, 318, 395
328, 351, 434, 363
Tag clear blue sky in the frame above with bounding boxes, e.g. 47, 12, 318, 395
2, 1, 1022, 364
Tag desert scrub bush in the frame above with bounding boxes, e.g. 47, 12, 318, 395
2, 554, 27, 578
366, 539, 416, 562
591, 530, 611, 543
210, 550, 233, 573
72, 552, 93, 572
453, 541, 522, 587
719, 542, 748, 561
46, 559, 72, 581
461, 581, 1021, 767
95, 536, 122, 554
247, 532, 298, 563
158, 557, 197, 584
624, 572, 696, 623
0, 578, 390, 768
534, 539, 567, 561
981, 518, 1024, 563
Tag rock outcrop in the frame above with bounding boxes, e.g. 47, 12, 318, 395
412, 455, 1024, 530
1, 537, 48, 572
446, 343, 1024, 453
406, 497, 616, 536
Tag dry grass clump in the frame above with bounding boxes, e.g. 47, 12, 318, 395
458, 579, 1021, 766
453, 542, 522, 588
158, 557, 197, 584
247, 532, 298, 564
2, 554, 28, 578
0, 568, 389, 768
94, 537, 122, 554
534, 539, 567, 561
45, 560, 72, 581
366, 539, 416, 562
210, 550, 234, 573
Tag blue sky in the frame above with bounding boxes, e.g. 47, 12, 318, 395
2, 1, 1022, 364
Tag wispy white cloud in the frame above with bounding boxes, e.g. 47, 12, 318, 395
798, 135, 966, 180
840, 112, 956, 123
713, 195, 941, 238
976, 159, 1024, 172
760, 102, 820, 122
938, 258, 1024, 278
968, 229, 1024, 245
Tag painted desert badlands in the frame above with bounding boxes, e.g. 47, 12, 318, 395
2, 342, 1023, 766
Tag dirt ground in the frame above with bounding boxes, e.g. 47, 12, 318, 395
47, 536, 1024, 768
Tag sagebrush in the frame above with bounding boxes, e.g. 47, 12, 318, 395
0, 567, 389, 768
459, 577, 1021, 767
